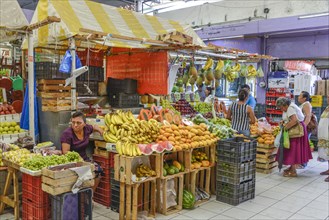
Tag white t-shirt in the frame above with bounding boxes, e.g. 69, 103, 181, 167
282, 103, 305, 123
204, 95, 213, 104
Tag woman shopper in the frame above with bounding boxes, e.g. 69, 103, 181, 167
214, 97, 227, 117
298, 91, 313, 168
317, 95, 329, 182
275, 97, 313, 177
204, 87, 214, 103
227, 89, 256, 136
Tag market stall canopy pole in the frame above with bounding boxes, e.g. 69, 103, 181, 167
27, 0, 205, 49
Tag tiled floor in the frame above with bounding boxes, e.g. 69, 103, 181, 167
1, 152, 328, 220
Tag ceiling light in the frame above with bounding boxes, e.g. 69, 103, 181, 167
206, 35, 244, 40
195, 50, 237, 59
299, 12, 329, 19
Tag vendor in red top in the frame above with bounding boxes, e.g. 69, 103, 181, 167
61, 111, 104, 160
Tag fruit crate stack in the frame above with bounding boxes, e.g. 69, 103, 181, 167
216, 137, 256, 206
22, 173, 51, 220
37, 79, 73, 112
110, 168, 120, 213
256, 142, 277, 174
93, 145, 115, 208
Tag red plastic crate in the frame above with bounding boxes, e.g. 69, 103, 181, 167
95, 186, 111, 197
93, 192, 111, 208
22, 174, 50, 205
93, 154, 111, 169
98, 180, 111, 190
22, 199, 51, 220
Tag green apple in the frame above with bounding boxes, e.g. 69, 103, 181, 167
20, 129, 25, 133
2, 131, 7, 134
0, 123, 3, 127
3, 122, 9, 127
7, 130, 13, 134
10, 122, 17, 127
3, 127, 8, 132
9, 127, 15, 132
0, 127, 3, 132
15, 125, 20, 131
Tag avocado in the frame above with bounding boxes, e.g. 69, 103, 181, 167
170, 165, 179, 174
163, 169, 167, 177
164, 163, 169, 170
167, 168, 175, 175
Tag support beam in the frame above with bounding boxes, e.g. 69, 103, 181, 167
27, 32, 35, 142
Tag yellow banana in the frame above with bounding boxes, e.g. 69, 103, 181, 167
109, 124, 116, 135
216, 60, 224, 70
116, 141, 123, 155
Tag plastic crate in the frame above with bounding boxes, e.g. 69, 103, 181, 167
216, 179, 255, 196
35, 62, 69, 80
107, 77, 137, 94
93, 190, 111, 208
76, 66, 104, 82
51, 188, 92, 220
110, 168, 120, 213
22, 174, 50, 205
216, 188, 255, 206
217, 160, 255, 173
98, 180, 111, 190
108, 92, 140, 108
217, 168, 255, 184
76, 81, 99, 96
217, 150, 255, 164
93, 154, 111, 169
22, 199, 51, 220
95, 183, 111, 198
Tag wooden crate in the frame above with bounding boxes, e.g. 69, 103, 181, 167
256, 147, 277, 154
157, 31, 193, 45
256, 166, 277, 174
94, 147, 109, 158
41, 162, 95, 196
256, 155, 276, 164
119, 179, 156, 220
156, 173, 184, 215
257, 143, 275, 149
37, 79, 71, 92
41, 104, 72, 112
210, 165, 217, 195
160, 150, 190, 178
256, 161, 278, 169
185, 167, 211, 205
190, 145, 216, 171
114, 154, 160, 185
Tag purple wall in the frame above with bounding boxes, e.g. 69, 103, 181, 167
208, 37, 262, 54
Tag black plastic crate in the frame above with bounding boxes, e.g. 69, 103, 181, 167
76, 66, 104, 82
108, 93, 140, 108
107, 77, 137, 94
216, 179, 255, 196
35, 62, 69, 80
217, 160, 255, 173
76, 81, 99, 96
216, 183, 255, 206
217, 168, 255, 184
110, 168, 120, 213
51, 188, 92, 220
217, 149, 256, 163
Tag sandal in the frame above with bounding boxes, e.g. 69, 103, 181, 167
296, 164, 305, 169
320, 170, 329, 175
283, 170, 297, 177
325, 177, 329, 182
284, 167, 292, 173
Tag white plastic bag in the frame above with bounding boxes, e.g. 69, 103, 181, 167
274, 129, 282, 148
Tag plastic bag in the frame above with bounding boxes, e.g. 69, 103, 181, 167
283, 130, 290, 149
274, 129, 282, 148
59, 50, 83, 74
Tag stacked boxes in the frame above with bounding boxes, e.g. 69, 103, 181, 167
22, 174, 51, 220
216, 137, 256, 206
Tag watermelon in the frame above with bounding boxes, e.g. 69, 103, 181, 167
183, 189, 195, 209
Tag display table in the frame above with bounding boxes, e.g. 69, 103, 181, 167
0, 159, 20, 219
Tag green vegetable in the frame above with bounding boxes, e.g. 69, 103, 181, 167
170, 165, 179, 174
167, 168, 175, 175
163, 169, 167, 177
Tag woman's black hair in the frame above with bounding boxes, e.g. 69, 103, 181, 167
301, 91, 312, 102
238, 89, 249, 101
205, 87, 212, 93
72, 111, 86, 123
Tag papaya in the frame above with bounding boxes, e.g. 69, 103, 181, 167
173, 161, 182, 170
172, 115, 181, 125
164, 113, 173, 124
150, 105, 158, 116
140, 109, 151, 121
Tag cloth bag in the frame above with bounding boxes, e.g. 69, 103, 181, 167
287, 122, 304, 138
283, 130, 290, 149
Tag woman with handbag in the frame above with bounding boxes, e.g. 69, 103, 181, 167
317, 95, 329, 182
276, 97, 313, 177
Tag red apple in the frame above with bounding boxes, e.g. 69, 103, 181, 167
3, 103, 8, 108
5, 111, 10, 114
8, 106, 13, 111
0, 112, 4, 115
0, 107, 3, 112
11, 110, 16, 114
2, 107, 7, 112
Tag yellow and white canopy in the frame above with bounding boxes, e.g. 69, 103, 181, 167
30, 0, 205, 48
0, 0, 29, 42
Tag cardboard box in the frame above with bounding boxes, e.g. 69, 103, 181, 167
316, 80, 326, 96
294, 75, 317, 95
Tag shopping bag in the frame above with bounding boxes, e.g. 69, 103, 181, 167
283, 130, 290, 149
59, 50, 83, 74
274, 129, 282, 148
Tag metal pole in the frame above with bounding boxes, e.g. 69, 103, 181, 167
27, 32, 35, 142
70, 38, 76, 112
136, 0, 142, 12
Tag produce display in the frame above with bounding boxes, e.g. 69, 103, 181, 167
0, 121, 25, 135
0, 143, 20, 166
223, 61, 240, 82
139, 105, 181, 124
257, 133, 275, 145
156, 123, 218, 151
0, 103, 17, 115
22, 151, 82, 171
136, 164, 156, 178
161, 99, 180, 115
210, 118, 231, 127
3, 148, 36, 166
35, 141, 54, 148
191, 150, 210, 170
194, 102, 212, 114
173, 99, 196, 116
182, 189, 195, 209
163, 160, 185, 176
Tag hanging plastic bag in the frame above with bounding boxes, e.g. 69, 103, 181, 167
283, 129, 290, 149
257, 66, 264, 77
59, 50, 83, 74
274, 129, 282, 148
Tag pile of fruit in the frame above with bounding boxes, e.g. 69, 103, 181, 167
0, 104, 17, 115
22, 151, 82, 171
3, 148, 36, 166
156, 123, 219, 151
194, 102, 212, 114
161, 99, 180, 115
223, 62, 240, 82
191, 150, 211, 170
163, 160, 185, 177
103, 110, 161, 156
0, 143, 20, 166
0, 121, 25, 135
257, 133, 275, 145
138, 105, 182, 124
210, 118, 231, 127
173, 99, 196, 116
136, 164, 156, 178
35, 141, 54, 148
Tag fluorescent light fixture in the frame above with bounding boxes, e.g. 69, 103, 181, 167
207, 35, 244, 40
193, 27, 203, 31
195, 50, 237, 59
299, 12, 329, 19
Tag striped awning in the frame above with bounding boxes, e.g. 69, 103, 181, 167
0, 0, 29, 43
29, 0, 205, 48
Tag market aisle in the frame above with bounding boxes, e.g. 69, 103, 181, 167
0, 153, 327, 220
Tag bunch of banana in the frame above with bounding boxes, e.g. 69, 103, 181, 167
214, 60, 224, 79
273, 126, 281, 137
190, 62, 198, 77
136, 164, 156, 178
202, 57, 213, 72
247, 65, 257, 78
231, 63, 241, 72
105, 110, 135, 127
115, 140, 142, 156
